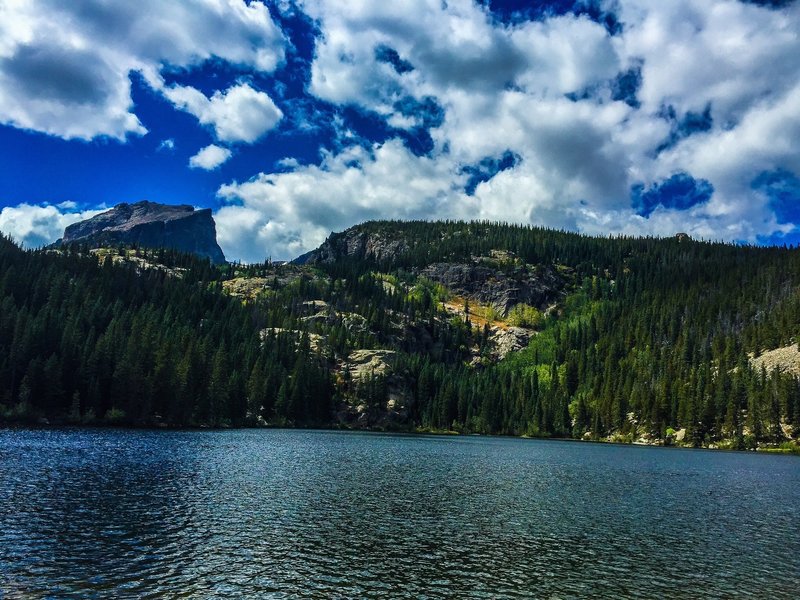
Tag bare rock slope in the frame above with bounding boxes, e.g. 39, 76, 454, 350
750, 344, 800, 377
294, 227, 408, 265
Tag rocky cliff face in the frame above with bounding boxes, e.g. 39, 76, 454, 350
295, 227, 409, 265
422, 260, 565, 315
61, 201, 226, 264
297, 225, 567, 315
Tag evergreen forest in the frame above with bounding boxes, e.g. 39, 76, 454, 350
2, 220, 799, 451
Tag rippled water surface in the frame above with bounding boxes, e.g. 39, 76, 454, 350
0, 429, 798, 598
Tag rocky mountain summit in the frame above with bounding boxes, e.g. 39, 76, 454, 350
60, 201, 226, 264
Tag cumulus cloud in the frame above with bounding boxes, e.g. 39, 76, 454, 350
164, 83, 283, 144
210, 0, 798, 260
0, 203, 103, 248
214, 1, 639, 259
3, 1, 800, 260
617, 0, 800, 125
0, 0, 285, 140
189, 145, 233, 170
215, 140, 462, 261
305, 1, 619, 119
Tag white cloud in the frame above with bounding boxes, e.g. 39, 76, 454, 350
189, 144, 233, 170
616, 0, 800, 125
510, 14, 620, 95
304, 1, 618, 114
3, 1, 800, 259
209, 0, 800, 261
305, 0, 533, 112
164, 83, 283, 144
0, 0, 285, 140
0, 203, 103, 248
215, 140, 461, 261
658, 84, 800, 187
157, 138, 175, 152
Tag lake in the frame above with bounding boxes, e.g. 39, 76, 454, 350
0, 428, 797, 598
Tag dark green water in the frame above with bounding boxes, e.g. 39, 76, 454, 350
0, 429, 797, 598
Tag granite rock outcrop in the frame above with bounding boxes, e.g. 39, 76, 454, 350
60, 201, 226, 264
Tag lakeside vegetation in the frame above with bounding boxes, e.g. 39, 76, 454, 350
1, 221, 799, 452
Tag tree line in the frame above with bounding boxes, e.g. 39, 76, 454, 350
1, 222, 799, 449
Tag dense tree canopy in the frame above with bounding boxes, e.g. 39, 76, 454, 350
1, 222, 799, 450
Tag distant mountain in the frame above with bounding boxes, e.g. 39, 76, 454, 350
59, 200, 226, 264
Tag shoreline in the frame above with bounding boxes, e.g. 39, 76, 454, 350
2, 420, 798, 455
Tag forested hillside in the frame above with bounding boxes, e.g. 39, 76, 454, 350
2, 221, 799, 451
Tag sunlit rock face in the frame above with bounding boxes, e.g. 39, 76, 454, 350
61, 200, 226, 264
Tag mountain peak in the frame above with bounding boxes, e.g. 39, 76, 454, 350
61, 201, 226, 264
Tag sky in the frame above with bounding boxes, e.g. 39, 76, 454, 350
0, 0, 798, 262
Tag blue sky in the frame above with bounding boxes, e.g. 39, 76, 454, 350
0, 0, 798, 261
